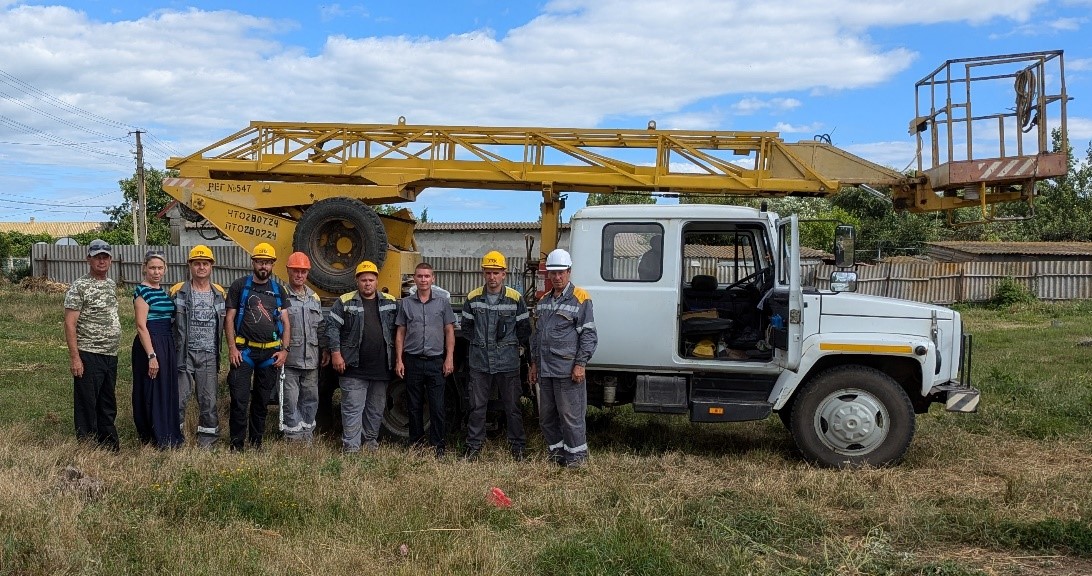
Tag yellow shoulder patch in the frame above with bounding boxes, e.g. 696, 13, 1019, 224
572, 286, 591, 303
380, 291, 397, 301
504, 286, 522, 302
467, 286, 484, 300
212, 283, 227, 298
168, 281, 184, 297
309, 292, 321, 302
339, 291, 356, 303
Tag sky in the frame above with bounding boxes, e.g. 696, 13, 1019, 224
0, 0, 1090, 224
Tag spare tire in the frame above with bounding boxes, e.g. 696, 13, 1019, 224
294, 198, 388, 294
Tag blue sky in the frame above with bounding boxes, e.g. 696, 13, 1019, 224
0, 0, 1090, 224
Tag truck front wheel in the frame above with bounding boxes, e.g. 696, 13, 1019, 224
790, 366, 915, 468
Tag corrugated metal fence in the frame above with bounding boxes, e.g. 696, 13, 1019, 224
29, 245, 1092, 303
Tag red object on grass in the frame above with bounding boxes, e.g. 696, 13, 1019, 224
488, 486, 512, 508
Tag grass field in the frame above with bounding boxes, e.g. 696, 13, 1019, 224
0, 284, 1090, 575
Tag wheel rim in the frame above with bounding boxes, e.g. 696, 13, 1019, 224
308, 218, 362, 277
812, 387, 889, 456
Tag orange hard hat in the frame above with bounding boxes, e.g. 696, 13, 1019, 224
287, 251, 311, 270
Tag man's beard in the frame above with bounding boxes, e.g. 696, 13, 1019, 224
253, 268, 271, 281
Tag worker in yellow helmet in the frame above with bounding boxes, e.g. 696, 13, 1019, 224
460, 251, 531, 461
223, 242, 291, 451
326, 260, 399, 452
168, 244, 228, 448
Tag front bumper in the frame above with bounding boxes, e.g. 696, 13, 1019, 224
929, 333, 978, 413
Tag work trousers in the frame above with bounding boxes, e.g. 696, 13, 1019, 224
340, 376, 389, 452
179, 348, 220, 448
227, 348, 277, 451
73, 351, 119, 451
404, 354, 446, 449
281, 366, 319, 442
538, 376, 588, 465
466, 369, 525, 451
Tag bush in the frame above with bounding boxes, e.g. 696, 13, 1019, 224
5, 264, 31, 284
990, 276, 1037, 307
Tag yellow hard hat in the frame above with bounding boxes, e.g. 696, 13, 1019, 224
252, 242, 277, 260
481, 250, 507, 270
355, 260, 379, 276
692, 339, 715, 358
188, 245, 215, 262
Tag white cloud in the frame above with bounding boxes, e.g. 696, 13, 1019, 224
319, 4, 369, 22
773, 122, 824, 134
732, 98, 801, 115
1066, 117, 1092, 142
1068, 58, 1092, 71
842, 141, 918, 172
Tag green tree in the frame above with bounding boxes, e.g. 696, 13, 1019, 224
102, 167, 178, 245
586, 192, 656, 206
0, 232, 55, 258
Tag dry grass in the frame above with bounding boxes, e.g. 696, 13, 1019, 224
1, 288, 1090, 575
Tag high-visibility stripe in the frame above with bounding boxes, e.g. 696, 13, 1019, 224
819, 343, 913, 354
329, 312, 344, 325
196, 425, 218, 434
469, 301, 518, 312
515, 312, 529, 321
547, 440, 565, 451
564, 443, 588, 453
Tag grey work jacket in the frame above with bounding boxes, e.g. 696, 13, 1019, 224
168, 280, 227, 368
326, 290, 398, 370
285, 285, 326, 370
461, 285, 530, 374
530, 282, 598, 379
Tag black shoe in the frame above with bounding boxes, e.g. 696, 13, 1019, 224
434, 446, 446, 459
461, 447, 481, 462
549, 449, 566, 467
511, 448, 527, 462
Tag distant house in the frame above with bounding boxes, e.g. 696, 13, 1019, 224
0, 218, 103, 238
924, 241, 1092, 263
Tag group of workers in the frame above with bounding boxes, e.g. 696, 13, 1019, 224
62, 239, 597, 467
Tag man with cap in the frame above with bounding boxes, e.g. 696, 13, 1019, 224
395, 262, 457, 458
530, 248, 598, 467
460, 250, 530, 461
63, 239, 122, 451
224, 242, 291, 451
326, 261, 398, 452
280, 251, 327, 443
169, 245, 227, 448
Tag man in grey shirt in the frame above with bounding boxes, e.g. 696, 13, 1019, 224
395, 262, 456, 457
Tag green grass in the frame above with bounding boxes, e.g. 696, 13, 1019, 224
1, 286, 1090, 575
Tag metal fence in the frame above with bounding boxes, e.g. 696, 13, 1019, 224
29, 245, 1092, 304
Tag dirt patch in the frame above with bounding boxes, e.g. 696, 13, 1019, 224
19, 276, 68, 294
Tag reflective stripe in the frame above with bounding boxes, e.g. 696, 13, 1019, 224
515, 312, 529, 322
329, 311, 344, 325
344, 305, 362, 313
378, 303, 397, 312
564, 443, 588, 453
280, 422, 304, 433
196, 425, 218, 435
462, 310, 474, 320
819, 343, 913, 354
547, 440, 565, 451
469, 301, 518, 312
300, 421, 316, 430
539, 303, 580, 315
576, 321, 596, 333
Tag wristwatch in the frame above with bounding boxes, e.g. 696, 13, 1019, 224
147, 352, 157, 360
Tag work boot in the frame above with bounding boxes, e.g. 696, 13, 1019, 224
549, 449, 566, 467
511, 447, 527, 462
434, 446, 447, 460
461, 447, 481, 462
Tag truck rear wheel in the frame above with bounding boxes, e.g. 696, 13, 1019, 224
380, 377, 462, 441
790, 366, 915, 468
294, 198, 388, 294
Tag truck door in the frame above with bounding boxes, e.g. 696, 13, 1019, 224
775, 216, 803, 370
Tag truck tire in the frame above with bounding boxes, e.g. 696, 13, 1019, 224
294, 198, 388, 294
789, 366, 915, 468
380, 377, 462, 441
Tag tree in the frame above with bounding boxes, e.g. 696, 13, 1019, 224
586, 192, 656, 206
102, 167, 178, 245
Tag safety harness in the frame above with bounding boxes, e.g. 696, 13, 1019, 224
234, 276, 284, 368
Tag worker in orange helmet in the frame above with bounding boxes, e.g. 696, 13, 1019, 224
280, 251, 328, 444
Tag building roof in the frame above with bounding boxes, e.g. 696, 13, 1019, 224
0, 219, 103, 237
416, 221, 570, 231
925, 241, 1092, 257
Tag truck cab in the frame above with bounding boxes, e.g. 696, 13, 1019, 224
569, 204, 977, 467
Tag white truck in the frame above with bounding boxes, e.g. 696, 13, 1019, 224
570, 203, 976, 468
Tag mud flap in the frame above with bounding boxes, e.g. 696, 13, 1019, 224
945, 387, 980, 412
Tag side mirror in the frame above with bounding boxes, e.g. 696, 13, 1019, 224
829, 270, 858, 293
834, 225, 856, 268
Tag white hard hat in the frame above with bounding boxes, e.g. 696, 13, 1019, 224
545, 249, 573, 270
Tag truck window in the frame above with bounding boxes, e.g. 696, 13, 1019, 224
600, 223, 665, 282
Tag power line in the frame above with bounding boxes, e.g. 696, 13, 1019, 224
0, 68, 134, 131
0, 197, 114, 208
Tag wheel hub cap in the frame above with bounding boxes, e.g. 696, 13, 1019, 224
814, 389, 889, 455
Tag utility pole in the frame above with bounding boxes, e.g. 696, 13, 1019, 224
132, 130, 147, 245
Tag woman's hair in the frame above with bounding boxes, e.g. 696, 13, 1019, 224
144, 250, 167, 265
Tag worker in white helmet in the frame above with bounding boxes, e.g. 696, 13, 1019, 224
529, 248, 598, 468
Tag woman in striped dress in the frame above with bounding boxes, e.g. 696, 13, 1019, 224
132, 250, 184, 448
